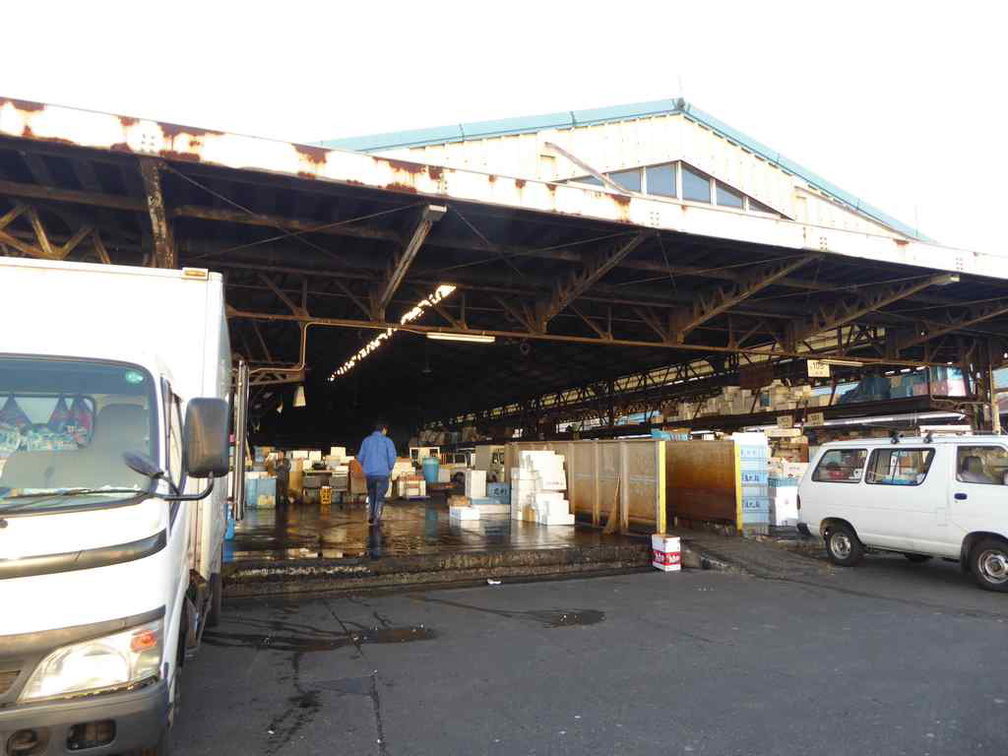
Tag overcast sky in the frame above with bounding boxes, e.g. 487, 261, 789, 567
2, 1, 1003, 253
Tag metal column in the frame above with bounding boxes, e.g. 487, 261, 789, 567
232, 360, 250, 520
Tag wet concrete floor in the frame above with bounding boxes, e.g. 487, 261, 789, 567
175, 558, 1008, 755
226, 496, 640, 564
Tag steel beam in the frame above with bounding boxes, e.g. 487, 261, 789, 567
226, 307, 943, 368
896, 300, 1008, 352
138, 158, 175, 268
372, 204, 445, 319
544, 142, 630, 195
788, 274, 954, 349
537, 233, 648, 330
671, 254, 819, 341
0, 204, 91, 261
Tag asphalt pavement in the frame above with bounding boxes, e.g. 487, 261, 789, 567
173, 549, 1008, 755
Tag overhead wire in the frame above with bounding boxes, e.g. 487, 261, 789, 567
164, 164, 424, 264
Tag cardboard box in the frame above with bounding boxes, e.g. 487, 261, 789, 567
651, 534, 682, 572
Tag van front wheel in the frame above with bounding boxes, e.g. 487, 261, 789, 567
825, 524, 863, 566
970, 538, 1008, 592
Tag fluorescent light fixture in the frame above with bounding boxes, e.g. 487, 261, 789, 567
293, 385, 306, 408
331, 284, 457, 381
426, 332, 495, 344
823, 358, 864, 367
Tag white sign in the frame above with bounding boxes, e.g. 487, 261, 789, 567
776, 415, 794, 429
807, 359, 831, 378
807, 411, 826, 426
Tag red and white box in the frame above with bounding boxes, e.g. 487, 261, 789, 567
651, 534, 681, 572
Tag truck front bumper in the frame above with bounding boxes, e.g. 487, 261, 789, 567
0, 678, 168, 754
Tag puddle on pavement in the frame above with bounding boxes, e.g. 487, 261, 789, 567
419, 597, 605, 628
526, 609, 605, 627
204, 620, 435, 652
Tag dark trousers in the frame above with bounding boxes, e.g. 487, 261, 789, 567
366, 475, 389, 522
276, 478, 289, 506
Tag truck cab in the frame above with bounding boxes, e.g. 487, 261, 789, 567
798, 435, 1008, 591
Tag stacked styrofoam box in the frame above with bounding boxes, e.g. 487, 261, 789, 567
510, 467, 538, 520
509, 451, 572, 524
734, 432, 770, 534
464, 469, 487, 499
533, 491, 575, 526
768, 477, 799, 526
470, 496, 510, 517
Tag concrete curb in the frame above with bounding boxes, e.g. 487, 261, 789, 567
223, 542, 654, 598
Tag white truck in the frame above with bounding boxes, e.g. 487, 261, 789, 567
0, 258, 233, 754
798, 435, 1008, 591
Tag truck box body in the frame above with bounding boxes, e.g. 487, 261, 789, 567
0, 257, 231, 752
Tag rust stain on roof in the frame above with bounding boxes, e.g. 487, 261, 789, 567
0, 98, 45, 112
386, 182, 418, 194
515, 178, 526, 189
161, 150, 202, 164
293, 143, 330, 165
386, 159, 426, 176
160, 122, 225, 140
427, 165, 444, 181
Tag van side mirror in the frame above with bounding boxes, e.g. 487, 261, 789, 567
184, 398, 230, 479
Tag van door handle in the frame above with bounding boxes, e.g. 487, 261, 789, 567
954, 493, 968, 501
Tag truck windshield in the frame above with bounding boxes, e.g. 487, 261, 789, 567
0, 356, 158, 513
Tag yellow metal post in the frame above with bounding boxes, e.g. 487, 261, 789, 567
657, 441, 667, 534
734, 442, 743, 532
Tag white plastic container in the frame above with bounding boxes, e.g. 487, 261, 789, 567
651, 534, 682, 572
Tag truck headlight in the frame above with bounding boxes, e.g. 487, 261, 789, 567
19, 619, 163, 703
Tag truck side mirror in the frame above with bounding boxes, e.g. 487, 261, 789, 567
184, 398, 230, 479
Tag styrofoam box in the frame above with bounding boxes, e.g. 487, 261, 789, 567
651, 534, 682, 572
464, 470, 487, 499
537, 512, 575, 526
450, 506, 480, 521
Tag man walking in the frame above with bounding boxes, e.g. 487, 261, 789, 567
275, 451, 291, 507
358, 421, 397, 525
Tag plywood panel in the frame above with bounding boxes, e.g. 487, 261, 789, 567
666, 440, 738, 524
505, 439, 663, 532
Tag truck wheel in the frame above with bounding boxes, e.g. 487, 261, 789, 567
825, 524, 863, 566
206, 572, 223, 628
903, 553, 932, 563
970, 538, 1008, 592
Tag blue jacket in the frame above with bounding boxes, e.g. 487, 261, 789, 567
358, 431, 396, 477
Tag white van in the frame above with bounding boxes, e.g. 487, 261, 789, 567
0, 258, 232, 754
797, 436, 1008, 591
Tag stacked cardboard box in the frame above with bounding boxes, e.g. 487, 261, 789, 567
395, 475, 427, 499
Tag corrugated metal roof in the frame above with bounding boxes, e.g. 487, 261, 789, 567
322, 98, 929, 242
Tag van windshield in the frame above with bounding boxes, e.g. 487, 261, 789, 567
0, 356, 158, 514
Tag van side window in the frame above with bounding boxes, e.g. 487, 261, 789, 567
956, 446, 1008, 485
865, 448, 934, 486
812, 449, 867, 483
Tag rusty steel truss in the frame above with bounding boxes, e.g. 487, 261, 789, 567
1, 97, 1007, 437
